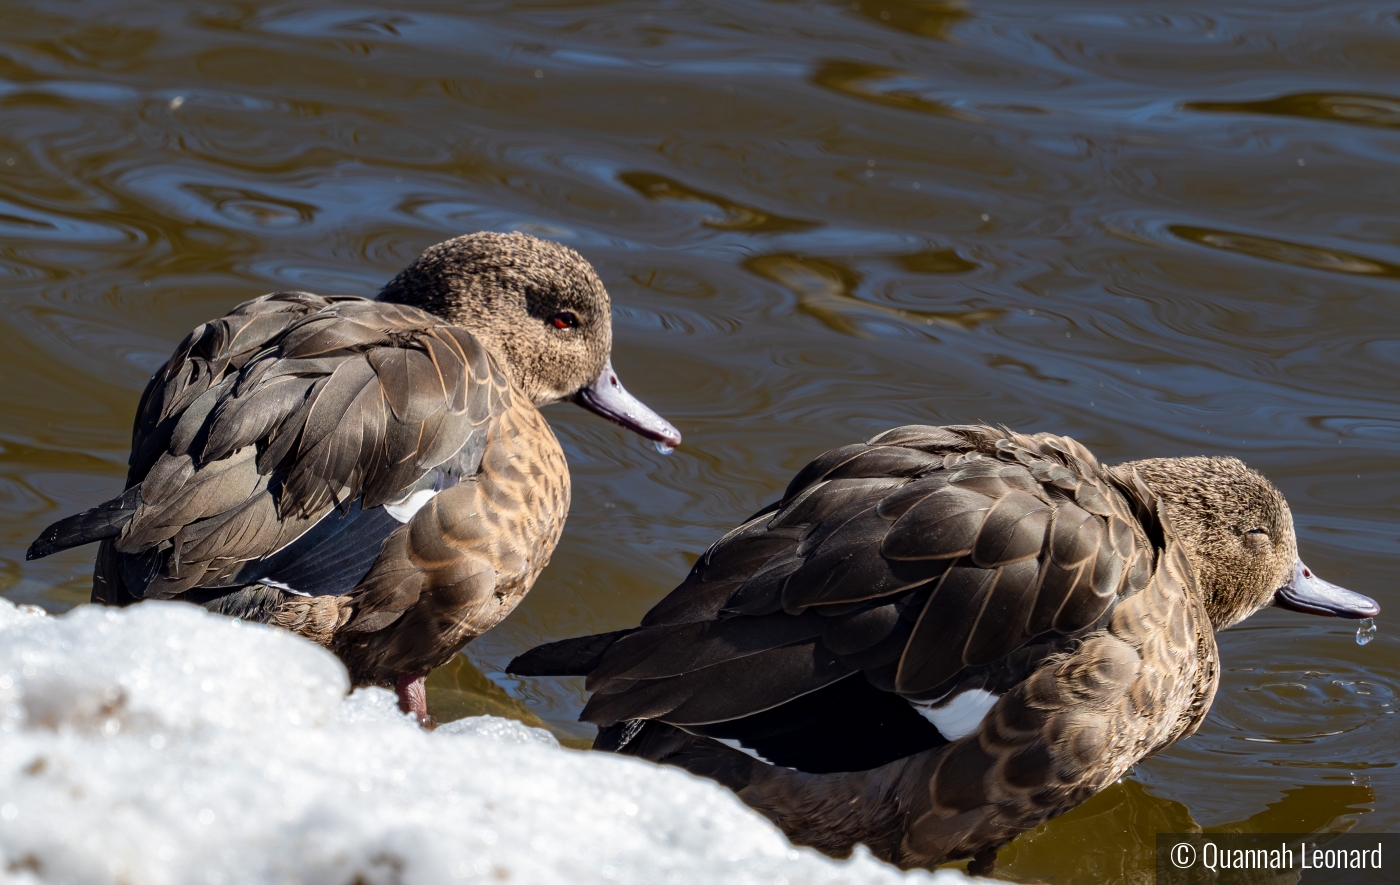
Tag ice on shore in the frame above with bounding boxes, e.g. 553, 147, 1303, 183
0, 598, 963, 885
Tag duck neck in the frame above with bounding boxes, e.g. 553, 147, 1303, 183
471, 394, 572, 620
376, 279, 557, 408
1112, 457, 1242, 630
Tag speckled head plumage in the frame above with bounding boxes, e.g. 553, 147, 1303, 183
1115, 456, 1296, 628
377, 231, 680, 447
377, 231, 612, 407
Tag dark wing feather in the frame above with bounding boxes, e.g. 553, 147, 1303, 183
49, 294, 506, 611
894, 565, 1001, 696
234, 500, 402, 596
583, 638, 852, 727
26, 486, 143, 560
639, 503, 784, 625
588, 612, 828, 690
127, 293, 342, 481
507, 628, 641, 677
689, 673, 948, 773
530, 425, 1151, 774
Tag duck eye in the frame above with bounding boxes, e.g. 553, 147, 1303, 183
1246, 528, 1269, 536
550, 311, 578, 330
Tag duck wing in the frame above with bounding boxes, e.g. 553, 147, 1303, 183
517, 425, 1154, 773
34, 293, 508, 616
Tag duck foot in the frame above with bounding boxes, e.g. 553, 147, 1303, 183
395, 672, 433, 727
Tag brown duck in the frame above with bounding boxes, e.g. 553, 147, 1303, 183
28, 231, 680, 722
510, 424, 1378, 874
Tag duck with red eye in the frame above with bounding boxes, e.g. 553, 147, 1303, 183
530, 303, 675, 446
26, 231, 682, 725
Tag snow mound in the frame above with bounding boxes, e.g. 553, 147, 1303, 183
0, 598, 964, 885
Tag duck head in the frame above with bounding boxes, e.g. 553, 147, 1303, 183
378, 231, 680, 447
1115, 456, 1378, 630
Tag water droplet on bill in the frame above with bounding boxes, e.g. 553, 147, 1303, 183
1356, 618, 1376, 646
653, 441, 674, 455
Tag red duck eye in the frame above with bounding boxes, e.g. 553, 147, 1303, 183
550, 311, 578, 330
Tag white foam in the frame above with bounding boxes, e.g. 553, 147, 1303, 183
0, 597, 964, 884
914, 689, 1000, 741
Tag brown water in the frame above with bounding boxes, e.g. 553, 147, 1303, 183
2, 0, 1397, 879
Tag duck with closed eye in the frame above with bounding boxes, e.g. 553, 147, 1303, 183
28, 231, 681, 723
511, 424, 1378, 874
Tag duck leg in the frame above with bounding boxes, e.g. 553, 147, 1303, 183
395, 672, 432, 727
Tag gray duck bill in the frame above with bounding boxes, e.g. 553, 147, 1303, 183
1273, 559, 1380, 619
574, 359, 682, 447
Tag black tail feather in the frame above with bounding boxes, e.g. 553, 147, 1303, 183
506, 628, 637, 677
597, 720, 759, 793
27, 486, 142, 560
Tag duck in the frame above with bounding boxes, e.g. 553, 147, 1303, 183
27, 231, 681, 723
509, 424, 1378, 874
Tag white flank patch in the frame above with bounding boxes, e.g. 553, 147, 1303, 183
385, 488, 439, 522
257, 577, 305, 596
715, 736, 797, 766
0, 598, 967, 885
913, 689, 1000, 740
714, 736, 767, 760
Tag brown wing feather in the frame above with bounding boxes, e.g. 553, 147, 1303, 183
583, 425, 1147, 731
128, 293, 350, 480
584, 639, 852, 727
589, 612, 828, 689
110, 294, 505, 607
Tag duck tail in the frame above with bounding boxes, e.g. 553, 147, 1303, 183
27, 486, 142, 561
506, 628, 637, 677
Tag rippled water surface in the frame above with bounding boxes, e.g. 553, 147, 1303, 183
3, 1, 1397, 879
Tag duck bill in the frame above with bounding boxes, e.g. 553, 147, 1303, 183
1273, 560, 1379, 619
574, 360, 682, 447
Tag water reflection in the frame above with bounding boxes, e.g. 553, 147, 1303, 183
1171, 226, 1400, 278
618, 171, 818, 233
1187, 93, 1400, 131
999, 780, 1375, 884
894, 248, 979, 275
850, 0, 971, 42
744, 252, 1002, 336
425, 655, 581, 742
812, 60, 982, 120
182, 185, 318, 229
